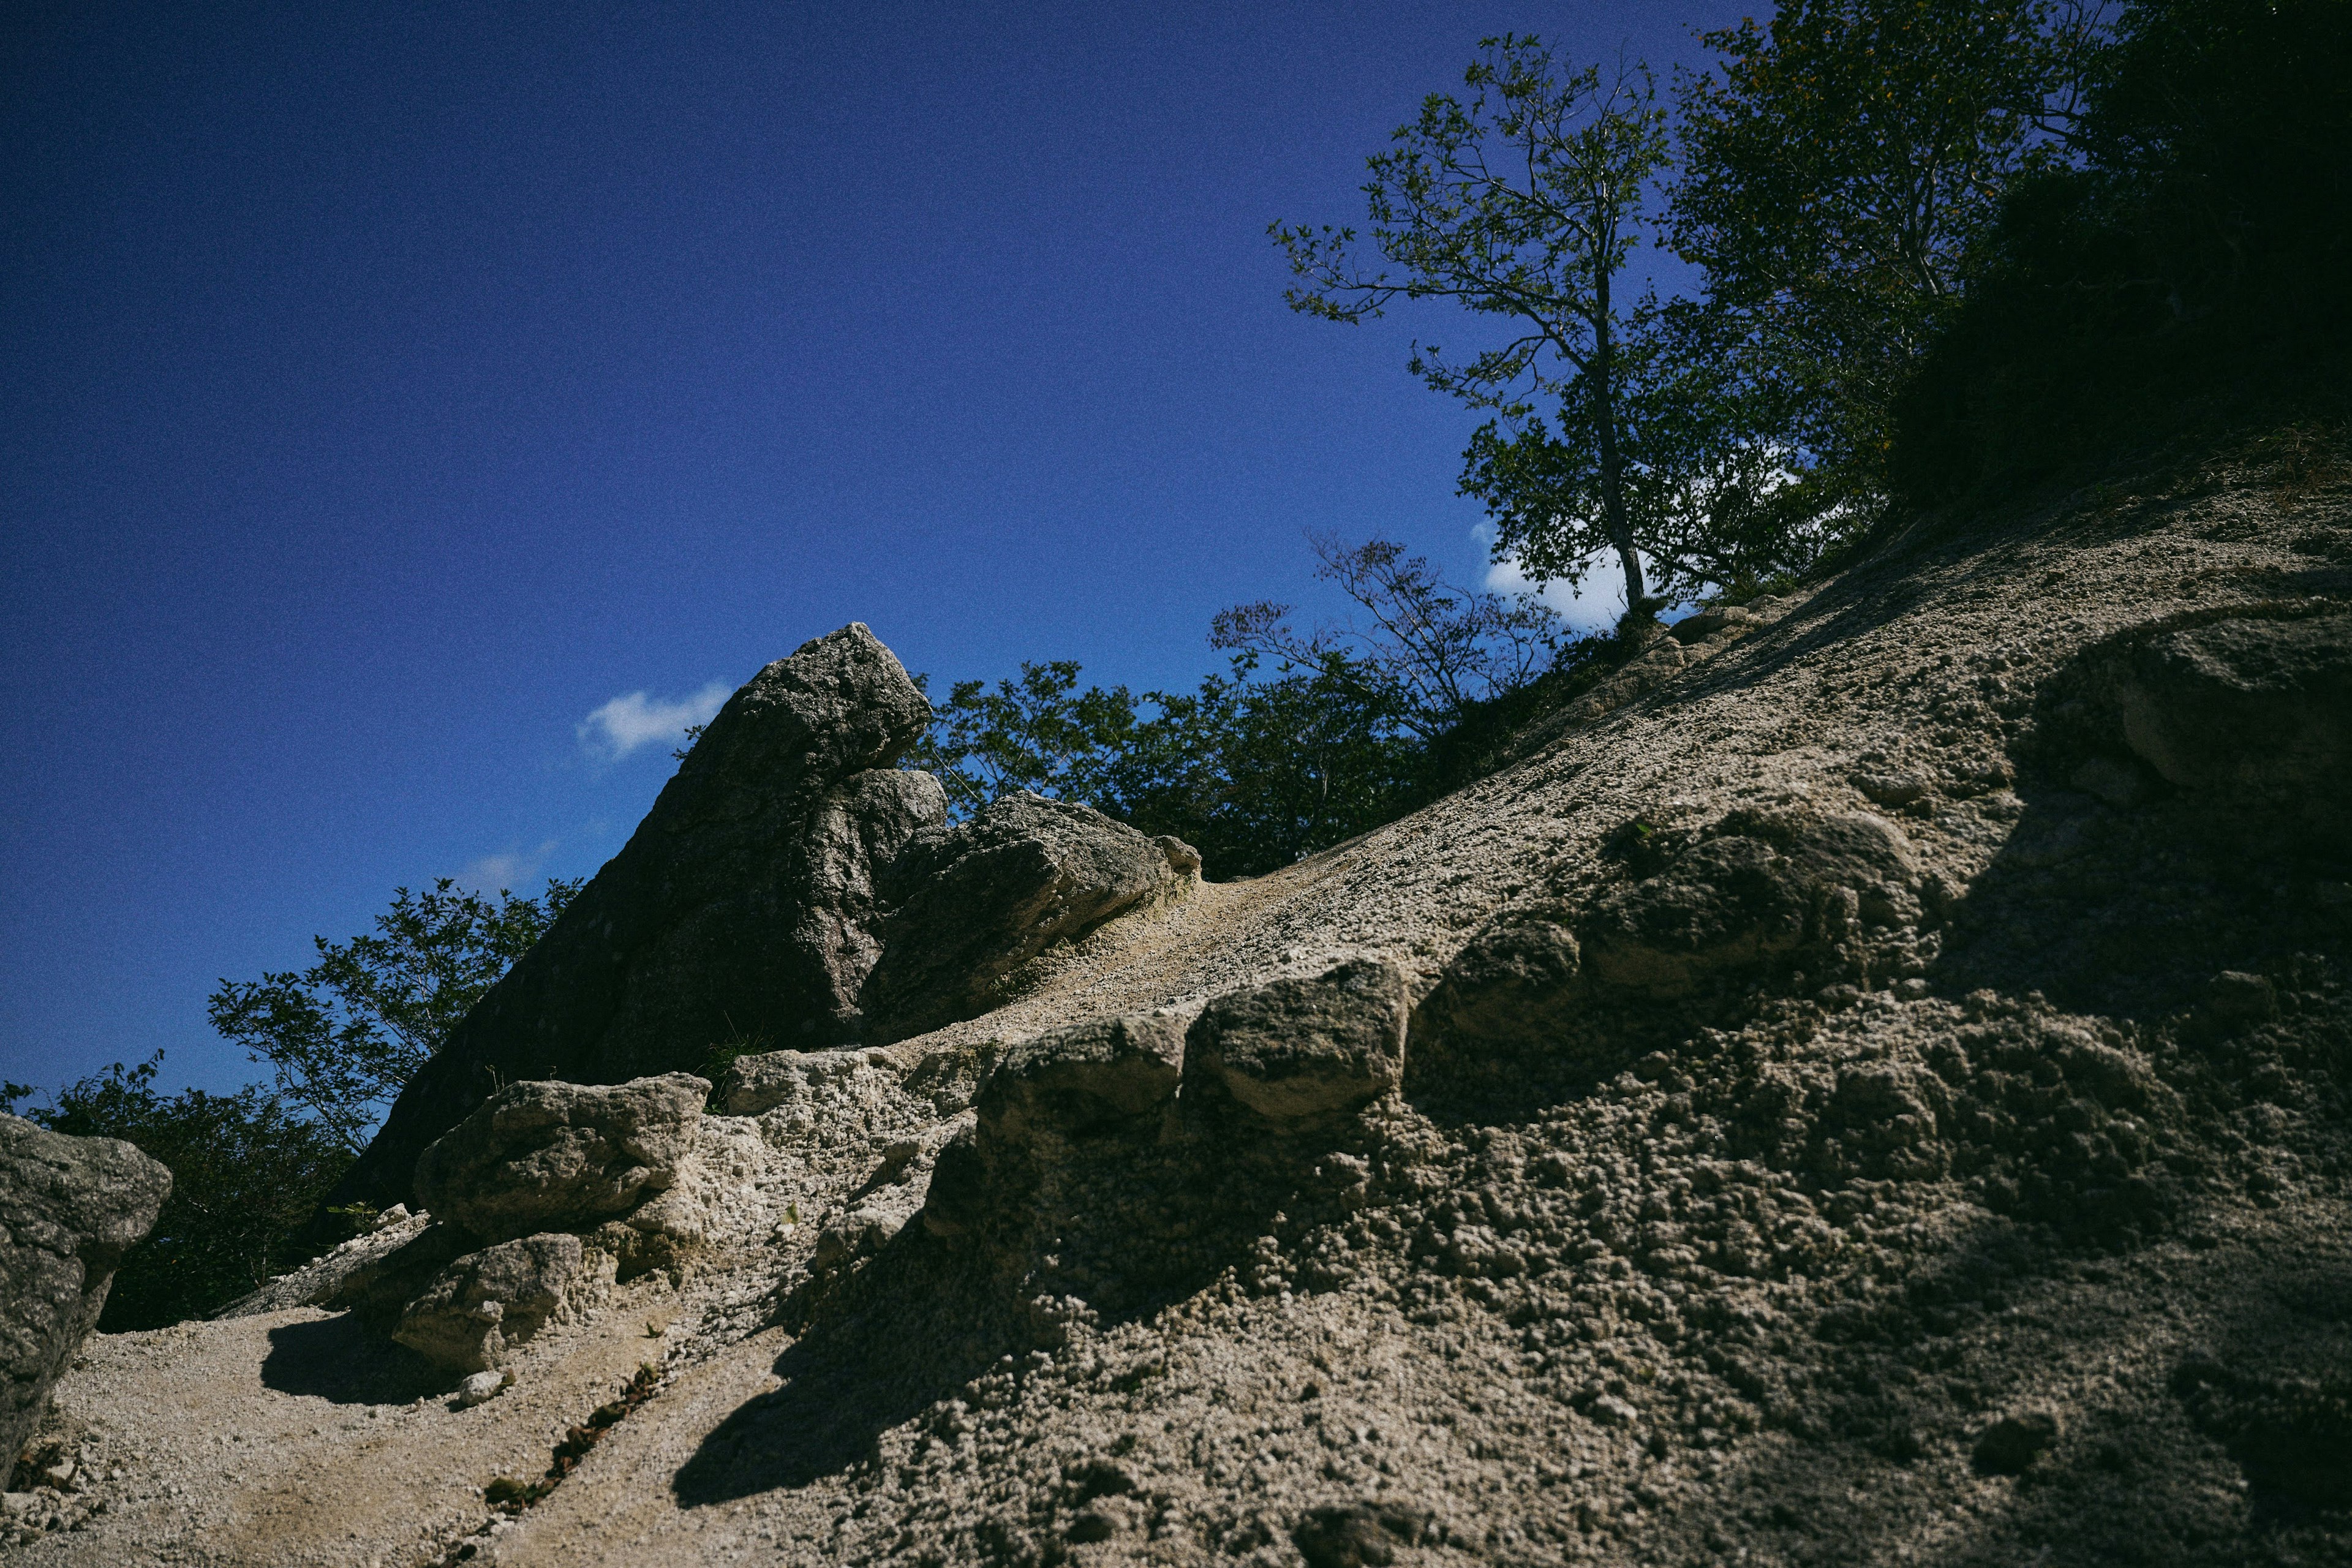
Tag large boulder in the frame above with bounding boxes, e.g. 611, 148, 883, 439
413, 1074, 707, 1245
0, 1115, 170, 1463
1183, 960, 1409, 1125
330, 624, 943, 1212
391, 1233, 606, 1373
859, 793, 1197, 1042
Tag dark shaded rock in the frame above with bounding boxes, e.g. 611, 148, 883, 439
860, 793, 1193, 1042
982, 1014, 1185, 1143
391, 1233, 603, 1373
921, 1014, 1183, 1243
215, 1205, 433, 1319
413, 1074, 707, 1245
1411, 907, 1582, 1050
1669, 605, 1756, 644
1293, 1501, 1432, 1568
331, 624, 940, 1212
0, 1115, 170, 1464
1185, 960, 1408, 1124
2111, 609, 2351, 801
1582, 810, 1922, 999
323, 1219, 473, 1327
1972, 1411, 2060, 1474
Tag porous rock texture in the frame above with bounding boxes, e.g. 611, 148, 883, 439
0, 1117, 169, 1467
330, 622, 943, 1213
413, 1074, 709, 1244
18, 436, 2352, 1566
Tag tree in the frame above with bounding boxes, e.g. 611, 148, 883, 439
1273, 36, 1673, 616
207, 876, 580, 1155
903, 664, 1142, 820
4, 1055, 352, 1329
1207, 534, 1558, 741
1668, 0, 2096, 510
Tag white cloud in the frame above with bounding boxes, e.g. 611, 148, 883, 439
577, 680, 729, 763
462, 839, 559, 892
1483, 548, 1632, 636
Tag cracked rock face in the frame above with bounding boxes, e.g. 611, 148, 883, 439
859, 792, 1197, 1042
413, 1074, 709, 1245
0, 1115, 170, 1463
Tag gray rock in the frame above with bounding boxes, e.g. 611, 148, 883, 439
214, 1204, 432, 1318
981, 1014, 1186, 1144
1186, 960, 1409, 1123
323, 1219, 473, 1327
1581, 810, 1922, 999
413, 1074, 707, 1245
1412, 908, 1583, 1050
456, 1370, 508, 1408
2109, 609, 2350, 805
1669, 605, 1756, 645
921, 1014, 1184, 1243
0, 1116, 170, 1464
330, 623, 941, 1212
391, 1233, 605, 1374
861, 792, 1191, 1042
716, 1047, 881, 1117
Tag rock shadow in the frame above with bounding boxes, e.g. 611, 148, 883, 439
673, 1131, 1325, 1507
260, 1311, 445, 1404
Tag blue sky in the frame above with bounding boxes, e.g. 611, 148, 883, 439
1, 1, 1742, 1098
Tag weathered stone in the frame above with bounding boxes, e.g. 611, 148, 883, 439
1973, 1411, 2060, 1474
920, 1014, 1184, 1243
323, 1219, 472, 1327
214, 1204, 434, 1319
981, 1014, 1186, 1144
1412, 908, 1582, 1049
716, 1047, 880, 1118
456, 1370, 508, 1408
2110, 609, 2350, 801
0, 1116, 170, 1464
391, 1233, 607, 1374
1670, 605, 1756, 644
331, 623, 941, 1212
413, 1074, 707, 1245
861, 792, 1192, 1042
1186, 960, 1409, 1123
1581, 810, 1922, 998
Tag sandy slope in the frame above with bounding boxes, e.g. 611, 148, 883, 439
18, 434, 2351, 1567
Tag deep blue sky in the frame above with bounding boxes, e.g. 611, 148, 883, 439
2, 1, 1742, 1098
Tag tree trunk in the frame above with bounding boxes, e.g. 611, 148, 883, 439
1589, 273, 1649, 619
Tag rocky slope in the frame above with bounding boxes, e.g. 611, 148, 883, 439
13, 434, 2351, 1566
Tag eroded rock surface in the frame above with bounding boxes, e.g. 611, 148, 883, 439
332, 622, 940, 1212
861, 792, 1196, 1041
0, 1116, 169, 1463
414, 1074, 708, 1244
1183, 959, 1408, 1124
391, 1233, 608, 1373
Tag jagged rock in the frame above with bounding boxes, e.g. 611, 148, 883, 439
324, 1220, 473, 1326
391, 1233, 608, 1374
413, 1074, 707, 1245
330, 623, 941, 1212
860, 793, 1195, 1042
0, 1116, 170, 1464
214, 1204, 433, 1318
921, 1014, 1184, 1242
1185, 959, 1408, 1123
1581, 810, 1923, 999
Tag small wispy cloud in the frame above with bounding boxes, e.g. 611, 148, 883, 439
1475, 525, 1685, 635
577, 680, 729, 763
462, 839, 559, 893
